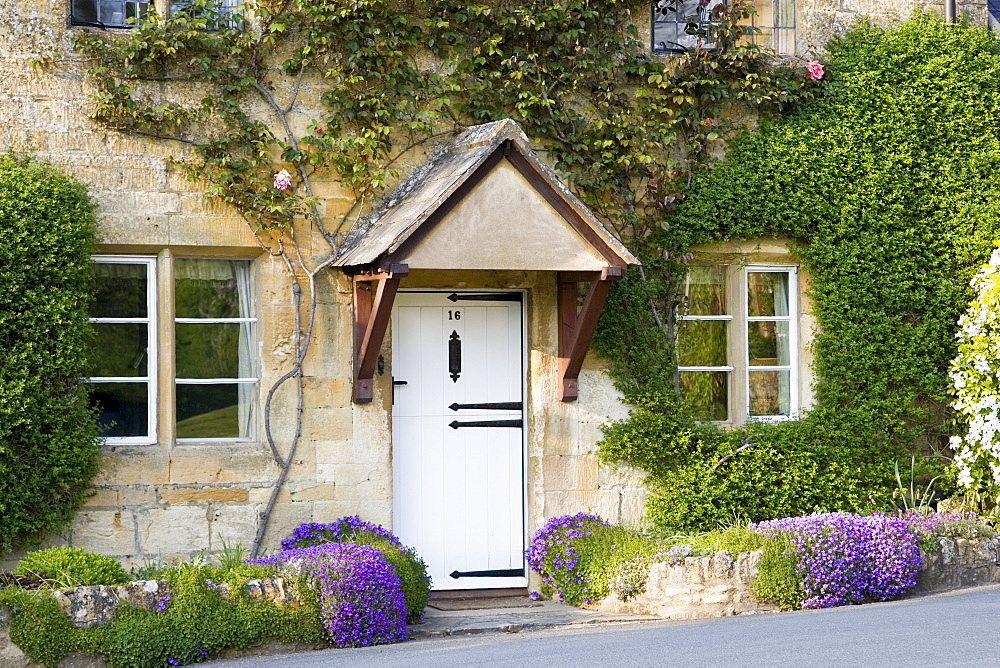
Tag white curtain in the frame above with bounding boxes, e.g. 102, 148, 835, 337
235, 261, 256, 439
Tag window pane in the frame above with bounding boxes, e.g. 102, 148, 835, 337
91, 323, 148, 376
92, 263, 147, 318
677, 320, 728, 367
680, 371, 728, 421
73, 0, 98, 23
747, 271, 790, 317
176, 322, 245, 378
100, 0, 125, 25
176, 383, 255, 439
748, 321, 790, 366
175, 259, 246, 319
90, 382, 149, 438
749, 370, 791, 416
685, 265, 727, 315
652, 0, 724, 52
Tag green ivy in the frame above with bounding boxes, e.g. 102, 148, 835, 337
596, 12, 1000, 529
0, 154, 100, 557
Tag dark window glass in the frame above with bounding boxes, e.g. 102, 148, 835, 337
90, 382, 149, 438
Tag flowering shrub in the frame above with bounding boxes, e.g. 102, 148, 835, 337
753, 513, 922, 608
282, 517, 430, 623
525, 513, 661, 605
949, 247, 1000, 495
890, 509, 994, 552
255, 543, 406, 648
806, 59, 825, 80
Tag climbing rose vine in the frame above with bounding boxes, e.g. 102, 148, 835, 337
949, 248, 1000, 493
253, 543, 407, 647
806, 59, 825, 80
752, 512, 922, 608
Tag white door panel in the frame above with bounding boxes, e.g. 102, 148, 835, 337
392, 291, 526, 590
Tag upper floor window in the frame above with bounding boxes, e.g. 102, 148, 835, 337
677, 263, 799, 422
169, 0, 242, 28
652, 0, 795, 55
71, 0, 240, 28
89, 255, 258, 444
72, 0, 150, 28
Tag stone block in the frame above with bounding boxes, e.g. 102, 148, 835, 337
299, 407, 353, 443
210, 504, 260, 552
70, 510, 137, 557
289, 483, 335, 503
83, 489, 121, 509
542, 454, 598, 492
168, 447, 277, 485
92, 449, 170, 488
160, 486, 248, 504
138, 506, 210, 559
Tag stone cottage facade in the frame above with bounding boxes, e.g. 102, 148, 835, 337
0, 0, 994, 590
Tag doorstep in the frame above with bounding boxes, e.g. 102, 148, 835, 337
408, 599, 660, 639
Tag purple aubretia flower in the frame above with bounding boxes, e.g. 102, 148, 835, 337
256, 542, 406, 648
752, 512, 922, 608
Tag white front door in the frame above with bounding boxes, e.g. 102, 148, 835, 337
391, 290, 526, 590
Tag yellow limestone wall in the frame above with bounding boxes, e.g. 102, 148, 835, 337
0, 0, 991, 570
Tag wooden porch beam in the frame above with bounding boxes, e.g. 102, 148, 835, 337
557, 267, 622, 401
353, 265, 408, 403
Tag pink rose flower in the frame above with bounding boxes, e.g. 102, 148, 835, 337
806, 60, 824, 81
273, 169, 292, 190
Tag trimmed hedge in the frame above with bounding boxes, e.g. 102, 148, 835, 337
0, 154, 100, 556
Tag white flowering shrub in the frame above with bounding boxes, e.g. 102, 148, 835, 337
949, 248, 1000, 491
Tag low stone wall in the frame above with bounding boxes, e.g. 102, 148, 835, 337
915, 537, 1000, 592
0, 577, 303, 667
591, 536, 1000, 620
590, 550, 779, 620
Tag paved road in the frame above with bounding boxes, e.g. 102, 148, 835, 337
211, 585, 1000, 666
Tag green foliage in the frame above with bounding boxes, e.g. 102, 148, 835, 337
603, 401, 898, 531
596, 12, 998, 529
70, 0, 818, 241
947, 248, 1000, 497
0, 154, 100, 557
15, 547, 130, 588
537, 522, 661, 606
749, 533, 802, 609
0, 559, 324, 667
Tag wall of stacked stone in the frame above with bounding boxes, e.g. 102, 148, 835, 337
592, 537, 1000, 620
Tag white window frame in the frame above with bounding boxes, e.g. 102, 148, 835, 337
743, 265, 798, 422
174, 258, 259, 443
652, 0, 796, 55
90, 255, 158, 445
678, 262, 799, 423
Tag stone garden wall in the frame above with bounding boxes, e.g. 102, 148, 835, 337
592, 537, 1000, 620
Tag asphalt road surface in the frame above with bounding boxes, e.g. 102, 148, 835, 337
210, 584, 1000, 667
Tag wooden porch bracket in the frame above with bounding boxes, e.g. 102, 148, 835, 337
353, 264, 409, 403
558, 266, 625, 401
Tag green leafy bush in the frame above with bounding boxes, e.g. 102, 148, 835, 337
596, 12, 1000, 528
749, 533, 801, 610
525, 513, 663, 605
15, 547, 130, 588
0, 558, 324, 667
0, 155, 99, 557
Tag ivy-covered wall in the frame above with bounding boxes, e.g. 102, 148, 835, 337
596, 12, 1000, 530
